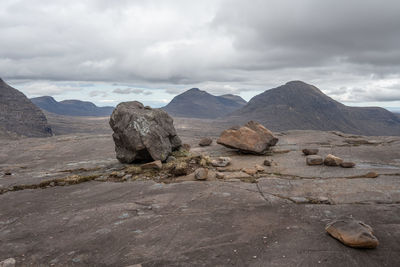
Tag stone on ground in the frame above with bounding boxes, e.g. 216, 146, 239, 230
194, 168, 208, 180
166, 156, 176, 163
324, 154, 343, 166
0, 258, 16, 267
215, 172, 225, 179
340, 162, 356, 168
182, 143, 191, 151
306, 155, 323, 165
263, 159, 272, 166
172, 161, 189, 176
242, 168, 257, 176
217, 121, 278, 154
109, 101, 181, 163
211, 157, 231, 167
325, 218, 379, 248
142, 160, 162, 170
302, 148, 319, 155
255, 164, 264, 172
199, 137, 212, 146
365, 171, 379, 178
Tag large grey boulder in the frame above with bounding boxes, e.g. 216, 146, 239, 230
109, 101, 182, 163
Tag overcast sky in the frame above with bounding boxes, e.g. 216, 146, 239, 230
1, 0, 400, 110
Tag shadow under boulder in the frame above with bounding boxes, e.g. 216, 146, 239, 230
109, 101, 182, 163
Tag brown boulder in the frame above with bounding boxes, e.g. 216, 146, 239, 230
199, 138, 212, 147
217, 121, 278, 154
324, 154, 343, 166
326, 218, 379, 248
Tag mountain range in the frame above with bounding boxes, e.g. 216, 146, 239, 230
31, 96, 114, 117
163, 81, 400, 136
228, 81, 400, 136
0, 78, 52, 137
162, 88, 247, 118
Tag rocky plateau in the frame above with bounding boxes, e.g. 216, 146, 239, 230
1, 113, 400, 266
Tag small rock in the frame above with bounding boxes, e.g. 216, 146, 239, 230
199, 137, 212, 147
182, 143, 191, 151
365, 171, 379, 178
172, 162, 188, 176
49, 182, 55, 187
289, 196, 309, 204
4, 171, 12, 176
302, 148, 319, 155
0, 258, 16, 267
194, 168, 208, 180
340, 162, 355, 168
263, 159, 272, 166
122, 174, 132, 181
242, 168, 257, 176
306, 155, 323, 165
325, 218, 379, 248
211, 157, 231, 167
142, 160, 162, 170
111, 171, 125, 178
324, 154, 343, 166
215, 172, 225, 179
166, 156, 176, 163
255, 164, 264, 172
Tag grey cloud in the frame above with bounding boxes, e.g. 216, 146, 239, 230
0, 0, 399, 105
113, 88, 153, 95
89, 90, 109, 97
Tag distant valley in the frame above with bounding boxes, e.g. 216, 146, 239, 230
1, 78, 400, 137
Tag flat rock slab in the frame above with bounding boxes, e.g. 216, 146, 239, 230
0, 181, 399, 266
258, 176, 400, 204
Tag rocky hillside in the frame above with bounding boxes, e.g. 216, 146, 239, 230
163, 88, 246, 119
31, 96, 114, 117
229, 81, 400, 136
0, 78, 52, 137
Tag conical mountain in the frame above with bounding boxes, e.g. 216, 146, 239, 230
0, 78, 52, 137
163, 88, 246, 119
229, 81, 400, 136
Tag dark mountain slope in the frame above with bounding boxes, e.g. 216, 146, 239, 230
31, 96, 114, 116
162, 88, 246, 119
229, 81, 400, 136
0, 78, 52, 137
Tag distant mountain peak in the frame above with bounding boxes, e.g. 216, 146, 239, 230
229, 81, 400, 136
163, 88, 247, 119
